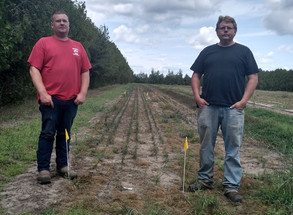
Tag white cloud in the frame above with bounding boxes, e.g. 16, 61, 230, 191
255, 51, 275, 64
188, 27, 218, 50
113, 25, 152, 45
278, 44, 293, 54
263, 0, 293, 35
86, 7, 106, 25
218, 0, 264, 17
262, 52, 274, 63
113, 25, 140, 43
141, 0, 219, 25
85, 0, 220, 28
113, 3, 134, 14
136, 25, 150, 34
238, 31, 275, 38
267, 51, 274, 57
82, 0, 293, 74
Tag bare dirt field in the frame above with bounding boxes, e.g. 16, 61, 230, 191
0, 85, 288, 214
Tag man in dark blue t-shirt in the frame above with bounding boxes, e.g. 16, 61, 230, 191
189, 16, 258, 203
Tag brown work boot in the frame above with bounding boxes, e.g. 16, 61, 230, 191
57, 167, 77, 180
37, 170, 51, 184
188, 181, 214, 192
224, 191, 242, 203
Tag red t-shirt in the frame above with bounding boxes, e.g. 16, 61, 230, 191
28, 36, 92, 101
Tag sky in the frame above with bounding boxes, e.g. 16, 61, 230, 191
81, 0, 293, 77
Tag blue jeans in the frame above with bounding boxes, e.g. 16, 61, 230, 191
37, 96, 78, 171
197, 105, 244, 193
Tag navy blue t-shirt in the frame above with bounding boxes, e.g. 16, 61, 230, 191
190, 43, 258, 107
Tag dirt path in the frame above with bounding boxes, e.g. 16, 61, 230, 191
0, 85, 287, 214
247, 101, 293, 116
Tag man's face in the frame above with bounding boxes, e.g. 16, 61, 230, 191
216, 21, 236, 44
51, 14, 70, 38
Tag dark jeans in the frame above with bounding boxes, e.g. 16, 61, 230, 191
37, 96, 78, 171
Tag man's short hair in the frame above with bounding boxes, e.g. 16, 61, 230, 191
216, 16, 237, 32
51, 10, 69, 22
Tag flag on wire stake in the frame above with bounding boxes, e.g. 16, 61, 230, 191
182, 136, 189, 192
184, 136, 189, 151
65, 128, 70, 179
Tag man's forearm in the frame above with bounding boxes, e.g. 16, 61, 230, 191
29, 66, 47, 96
79, 71, 90, 96
29, 66, 53, 106
191, 73, 201, 100
241, 73, 258, 104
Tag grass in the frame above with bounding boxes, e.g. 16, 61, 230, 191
157, 85, 194, 97
0, 119, 40, 188
244, 106, 293, 158
251, 90, 293, 110
0, 98, 39, 124
254, 169, 293, 214
75, 84, 134, 129
0, 84, 131, 191
186, 192, 221, 215
157, 84, 293, 112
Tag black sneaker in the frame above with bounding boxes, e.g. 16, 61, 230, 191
224, 191, 242, 202
188, 181, 214, 192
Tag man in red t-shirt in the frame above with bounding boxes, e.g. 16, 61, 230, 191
28, 10, 91, 184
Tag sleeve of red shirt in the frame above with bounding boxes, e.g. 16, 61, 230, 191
80, 44, 92, 73
27, 38, 45, 71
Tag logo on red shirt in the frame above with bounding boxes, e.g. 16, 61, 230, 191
72, 48, 79, 56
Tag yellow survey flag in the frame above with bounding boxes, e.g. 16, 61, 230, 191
65, 128, 69, 142
184, 136, 189, 151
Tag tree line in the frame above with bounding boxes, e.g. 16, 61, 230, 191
134, 69, 191, 86
257, 68, 293, 92
134, 68, 293, 92
0, 0, 133, 105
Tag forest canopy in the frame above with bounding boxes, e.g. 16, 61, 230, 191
0, 0, 133, 105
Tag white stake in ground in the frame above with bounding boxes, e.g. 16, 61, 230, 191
182, 136, 189, 192
65, 128, 70, 179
